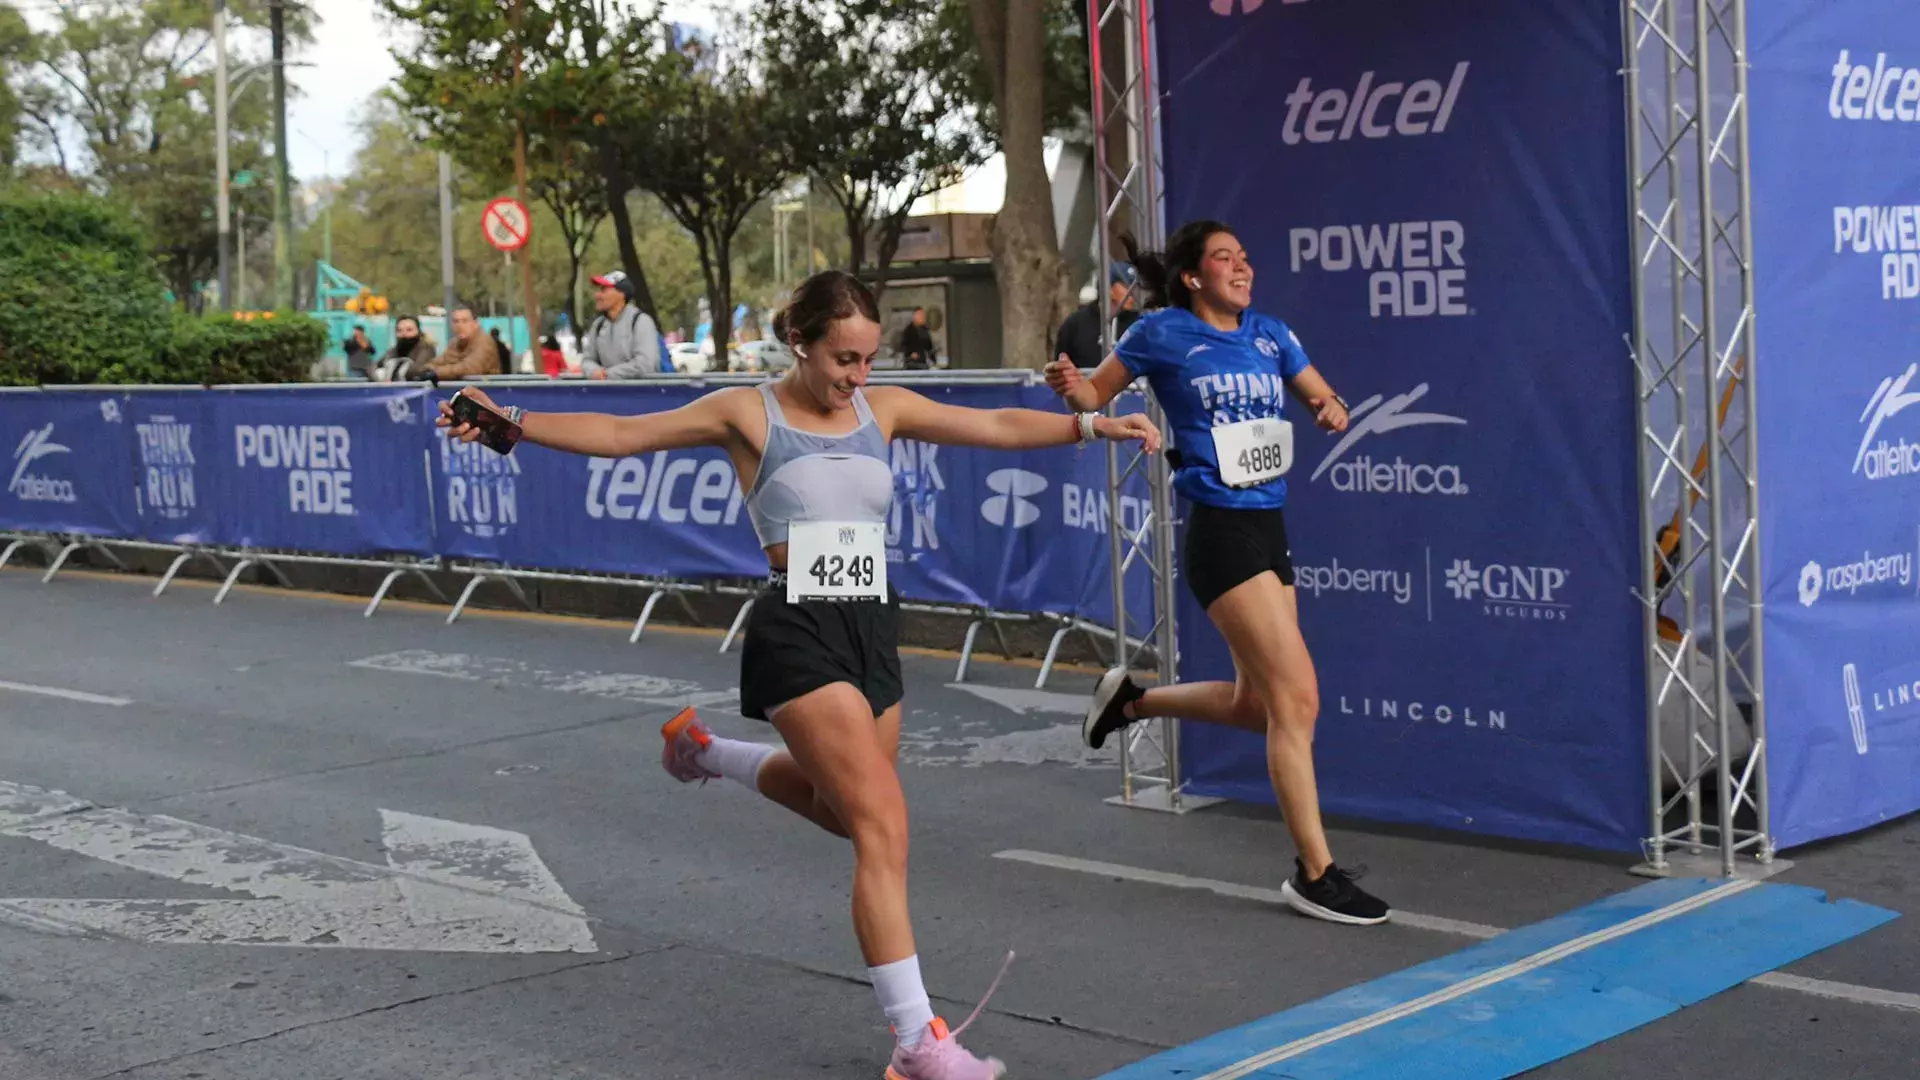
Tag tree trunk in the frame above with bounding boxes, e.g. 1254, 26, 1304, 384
970, 0, 1071, 370
595, 137, 659, 319
709, 231, 733, 373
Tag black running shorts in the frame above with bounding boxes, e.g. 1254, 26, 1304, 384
1182, 502, 1297, 611
739, 574, 904, 722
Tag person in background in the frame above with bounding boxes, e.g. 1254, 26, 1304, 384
489, 327, 514, 373
420, 305, 501, 381
378, 315, 436, 382
897, 307, 935, 370
540, 334, 567, 377
344, 325, 376, 379
1053, 262, 1143, 373
579, 269, 663, 379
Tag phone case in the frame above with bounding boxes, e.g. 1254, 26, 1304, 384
451, 395, 522, 455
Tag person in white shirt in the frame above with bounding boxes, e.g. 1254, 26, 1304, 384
579, 269, 663, 379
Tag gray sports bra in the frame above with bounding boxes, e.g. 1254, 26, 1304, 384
745, 381, 894, 548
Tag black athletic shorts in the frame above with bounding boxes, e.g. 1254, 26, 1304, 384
1182, 502, 1297, 611
738, 573, 904, 722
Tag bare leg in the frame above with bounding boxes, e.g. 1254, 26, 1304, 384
767, 684, 915, 965
754, 703, 901, 837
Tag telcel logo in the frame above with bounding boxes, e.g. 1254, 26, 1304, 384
1828, 50, 1920, 123
1282, 61, 1469, 146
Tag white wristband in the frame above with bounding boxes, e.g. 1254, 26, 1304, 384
1076, 412, 1098, 444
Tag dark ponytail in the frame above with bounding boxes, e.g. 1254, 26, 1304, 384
1120, 219, 1235, 311
773, 269, 881, 351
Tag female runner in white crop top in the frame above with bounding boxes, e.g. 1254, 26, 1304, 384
443, 270, 1157, 1079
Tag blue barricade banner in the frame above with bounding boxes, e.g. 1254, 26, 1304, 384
427, 382, 1153, 620
1160, 0, 1644, 849
1749, 1, 1920, 846
208, 387, 436, 555
126, 390, 217, 545
0, 390, 139, 538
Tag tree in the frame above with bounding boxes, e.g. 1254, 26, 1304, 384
12, 0, 303, 305
758, 0, 986, 303
382, 0, 665, 323
0, 4, 34, 173
944, 0, 1087, 368
626, 34, 793, 370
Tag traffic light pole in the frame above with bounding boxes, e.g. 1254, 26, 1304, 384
439, 152, 457, 315
270, 0, 294, 311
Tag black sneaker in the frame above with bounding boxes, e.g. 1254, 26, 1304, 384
1083, 667, 1147, 750
1279, 859, 1391, 926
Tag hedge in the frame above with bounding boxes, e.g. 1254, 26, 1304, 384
0, 188, 325, 386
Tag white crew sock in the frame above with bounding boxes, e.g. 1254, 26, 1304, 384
870, 955, 936, 1049
695, 737, 776, 791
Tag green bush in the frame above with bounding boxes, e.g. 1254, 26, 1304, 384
156, 310, 329, 385
0, 188, 172, 386
0, 187, 327, 386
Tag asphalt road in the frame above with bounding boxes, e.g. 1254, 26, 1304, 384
0, 567, 1915, 1079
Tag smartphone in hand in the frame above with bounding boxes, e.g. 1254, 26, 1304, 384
450, 394, 523, 455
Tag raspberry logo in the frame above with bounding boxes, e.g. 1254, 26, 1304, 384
1799, 560, 1824, 607
1443, 559, 1482, 599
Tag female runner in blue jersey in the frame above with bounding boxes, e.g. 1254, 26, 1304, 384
1045, 220, 1391, 926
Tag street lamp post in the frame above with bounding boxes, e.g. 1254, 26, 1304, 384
213, 0, 230, 310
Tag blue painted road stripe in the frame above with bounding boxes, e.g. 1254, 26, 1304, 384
1095, 878, 1897, 1080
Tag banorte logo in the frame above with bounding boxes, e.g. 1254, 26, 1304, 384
981, 468, 1048, 528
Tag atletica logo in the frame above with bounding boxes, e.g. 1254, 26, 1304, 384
981, 467, 1047, 529
443, 436, 522, 538
1828, 50, 1920, 123
1799, 550, 1913, 607
1290, 221, 1468, 318
1854, 364, 1920, 481
1295, 560, 1413, 605
1281, 61, 1469, 146
1832, 205, 1920, 300
1310, 384, 1468, 496
235, 424, 356, 516
1443, 559, 1570, 621
135, 416, 197, 520
8, 423, 77, 504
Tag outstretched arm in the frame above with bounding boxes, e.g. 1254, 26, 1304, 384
1044, 353, 1136, 413
870, 386, 1161, 453
438, 385, 741, 458
1285, 365, 1351, 433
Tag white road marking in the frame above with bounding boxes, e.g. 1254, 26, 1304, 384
349, 649, 739, 708
945, 683, 1089, 716
995, 848, 1919, 1014
0, 679, 130, 707
0, 779, 594, 954
993, 850, 1499, 938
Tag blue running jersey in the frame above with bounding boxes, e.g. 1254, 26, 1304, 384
1115, 307, 1313, 510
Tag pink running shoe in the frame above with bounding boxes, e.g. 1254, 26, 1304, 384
883, 951, 1015, 1080
659, 708, 719, 784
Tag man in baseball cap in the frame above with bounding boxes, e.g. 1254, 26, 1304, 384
580, 269, 663, 379
1052, 261, 1142, 372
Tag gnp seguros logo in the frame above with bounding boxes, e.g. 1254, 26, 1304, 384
8, 423, 77, 504
1310, 383, 1468, 496
1443, 559, 1571, 621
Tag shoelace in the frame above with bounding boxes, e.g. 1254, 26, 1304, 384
948, 950, 1018, 1042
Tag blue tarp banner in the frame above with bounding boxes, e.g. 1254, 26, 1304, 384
126, 390, 217, 546
1159, 0, 1645, 849
0, 390, 139, 538
206, 386, 436, 556
426, 382, 1153, 620
1748, 0, 1920, 847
